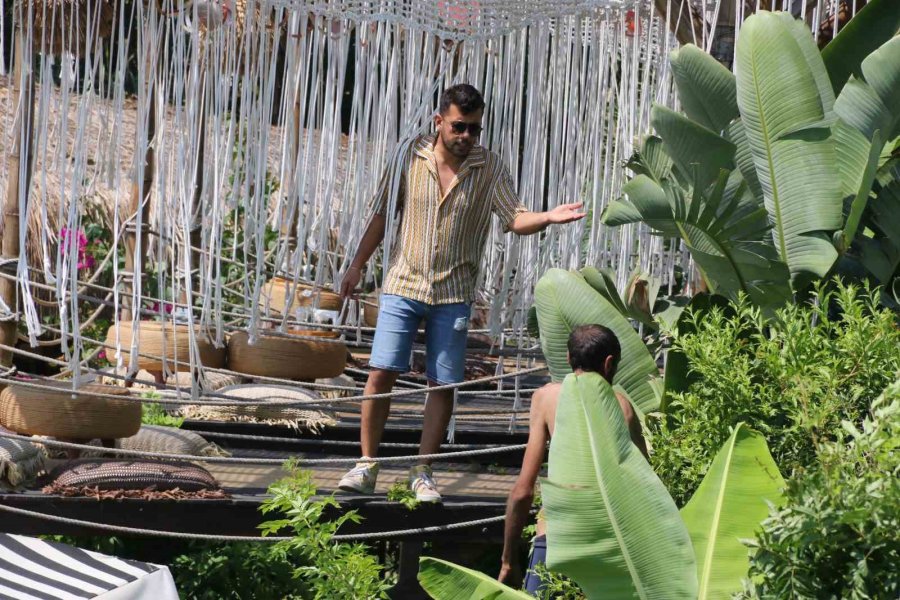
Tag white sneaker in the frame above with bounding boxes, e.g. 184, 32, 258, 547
338, 460, 379, 494
409, 465, 442, 503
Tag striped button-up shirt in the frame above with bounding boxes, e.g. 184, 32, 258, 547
370, 133, 527, 305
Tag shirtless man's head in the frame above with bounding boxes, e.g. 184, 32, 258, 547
567, 324, 620, 382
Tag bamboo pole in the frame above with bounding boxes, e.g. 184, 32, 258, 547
0, 32, 35, 372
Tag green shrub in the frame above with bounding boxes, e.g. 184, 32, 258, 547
650, 282, 900, 505
172, 542, 306, 600
739, 382, 900, 600
260, 463, 391, 599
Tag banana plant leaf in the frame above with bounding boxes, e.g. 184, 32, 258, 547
680, 424, 785, 600
418, 557, 532, 600
651, 106, 737, 191
735, 11, 842, 287
834, 36, 900, 242
627, 135, 675, 183
534, 268, 659, 413
821, 0, 900, 95
602, 169, 791, 311
543, 373, 697, 599
858, 178, 900, 289
669, 44, 739, 134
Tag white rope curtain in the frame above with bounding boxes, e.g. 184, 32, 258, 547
0, 0, 770, 393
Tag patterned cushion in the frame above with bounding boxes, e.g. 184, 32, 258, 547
118, 425, 229, 457
0, 428, 46, 488
44, 459, 221, 496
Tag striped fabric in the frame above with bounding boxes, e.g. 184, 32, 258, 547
371, 133, 527, 305
0, 534, 178, 599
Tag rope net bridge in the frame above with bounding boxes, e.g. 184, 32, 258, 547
0, 0, 859, 540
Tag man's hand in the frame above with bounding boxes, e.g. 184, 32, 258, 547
546, 201, 587, 224
340, 266, 362, 299
498, 560, 522, 587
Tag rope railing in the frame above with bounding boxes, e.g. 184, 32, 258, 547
0, 502, 508, 542
0, 342, 545, 408
0, 431, 526, 465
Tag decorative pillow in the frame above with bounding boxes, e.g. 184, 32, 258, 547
117, 425, 229, 457
43, 459, 226, 499
0, 428, 46, 488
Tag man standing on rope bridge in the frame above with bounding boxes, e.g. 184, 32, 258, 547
337, 84, 585, 502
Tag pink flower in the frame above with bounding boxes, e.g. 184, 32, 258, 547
151, 301, 174, 315
97, 350, 107, 360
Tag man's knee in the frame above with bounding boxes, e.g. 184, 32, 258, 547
368, 368, 401, 390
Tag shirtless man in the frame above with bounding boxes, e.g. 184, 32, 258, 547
498, 324, 649, 591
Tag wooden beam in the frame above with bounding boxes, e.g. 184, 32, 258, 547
0, 492, 506, 541
0, 32, 35, 372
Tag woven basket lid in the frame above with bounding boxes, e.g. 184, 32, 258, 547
105, 321, 226, 372
226, 330, 347, 379
261, 277, 343, 314
0, 382, 141, 439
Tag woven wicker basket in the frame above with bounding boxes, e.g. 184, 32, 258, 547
227, 330, 347, 379
0, 382, 141, 439
21, 0, 116, 56
261, 277, 342, 314
362, 293, 379, 328
179, 383, 336, 431
104, 321, 226, 372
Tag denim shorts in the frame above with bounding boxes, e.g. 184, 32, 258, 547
369, 294, 471, 385
524, 534, 548, 595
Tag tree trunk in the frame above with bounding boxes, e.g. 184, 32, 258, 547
0, 32, 35, 372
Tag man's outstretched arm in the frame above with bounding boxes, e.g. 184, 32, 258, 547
507, 202, 586, 236
340, 213, 386, 299
499, 388, 551, 585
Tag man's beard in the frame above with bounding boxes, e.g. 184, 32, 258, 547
441, 130, 474, 159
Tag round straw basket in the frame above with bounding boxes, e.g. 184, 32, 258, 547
21, 0, 116, 56
105, 322, 226, 372
261, 277, 342, 314
0, 382, 140, 439
362, 293, 379, 328
227, 330, 347, 379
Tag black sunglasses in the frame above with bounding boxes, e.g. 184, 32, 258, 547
449, 121, 483, 136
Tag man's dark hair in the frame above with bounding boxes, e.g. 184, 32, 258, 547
567, 324, 621, 373
439, 84, 485, 115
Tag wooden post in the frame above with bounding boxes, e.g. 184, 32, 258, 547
121, 82, 156, 323
0, 32, 35, 372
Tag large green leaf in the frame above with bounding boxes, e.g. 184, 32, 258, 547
651, 105, 737, 191
680, 424, 785, 600
858, 178, 900, 287
418, 557, 531, 600
534, 268, 659, 413
835, 36, 900, 243
735, 11, 842, 287
821, 0, 900, 95
669, 44, 739, 134
602, 171, 791, 310
543, 373, 697, 599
